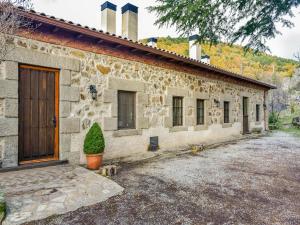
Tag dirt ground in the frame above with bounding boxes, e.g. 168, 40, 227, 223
24, 131, 300, 225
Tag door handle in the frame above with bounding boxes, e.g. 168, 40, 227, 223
53, 116, 57, 128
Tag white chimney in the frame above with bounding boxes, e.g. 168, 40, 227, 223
189, 35, 201, 61
201, 55, 211, 64
101, 1, 117, 34
148, 37, 158, 48
121, 3, 138, 41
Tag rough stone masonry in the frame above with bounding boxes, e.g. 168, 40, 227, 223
0, 17, 271, 167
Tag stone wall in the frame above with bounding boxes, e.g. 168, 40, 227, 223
0, 61, 18, 168
0, 74, 3, 167
0, 35, 268, 167
0, 37, 83, 168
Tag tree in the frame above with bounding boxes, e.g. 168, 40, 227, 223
294, 51, 300, 64
0, 0, 32, 61
148, 0, 300, 53
268, 73, 289, 115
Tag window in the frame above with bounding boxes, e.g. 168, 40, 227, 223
118, 91, 136, 130
256, 104, 260, 122
224, 101, 230, 123
173, 97, 183, 126
197, 99, 205, 125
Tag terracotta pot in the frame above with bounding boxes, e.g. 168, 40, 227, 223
86, 153, 103, 170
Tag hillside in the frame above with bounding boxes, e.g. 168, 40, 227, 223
141, 37, 298, 80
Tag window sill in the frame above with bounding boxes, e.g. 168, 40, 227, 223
113, 129, 142, 137
255, 121, 262, 125
194, 125, 208, 131
222, 123, 233, 128
169, 126, 188, 133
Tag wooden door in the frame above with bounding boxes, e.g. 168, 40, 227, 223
19, 65, 59, 163
243, 97, 249, 134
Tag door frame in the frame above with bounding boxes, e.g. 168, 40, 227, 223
242, 96, 249, 134
18, 64, 60, 165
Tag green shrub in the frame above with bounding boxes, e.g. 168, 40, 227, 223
269, 112, 281, 129
83, 123, 105, 155
0, 192, 5, 222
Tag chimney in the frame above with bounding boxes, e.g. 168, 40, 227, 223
121, 3, 138, 41
101, 1, 117, 34
201, 55, 211, 64
148, 37, 158, 48
189, 35, 201, 61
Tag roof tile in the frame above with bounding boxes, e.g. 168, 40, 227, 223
16, 7, 276, 89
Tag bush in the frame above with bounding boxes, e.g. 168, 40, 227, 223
84, 123, 105, 155
269, 112, 281, 129
0, 192, 5, 223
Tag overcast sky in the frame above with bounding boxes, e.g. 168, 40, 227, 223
31, 0, 300, 60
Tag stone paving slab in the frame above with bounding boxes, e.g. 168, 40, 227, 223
0, 165, 124, 225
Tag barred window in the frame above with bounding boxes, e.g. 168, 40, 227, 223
173, 97, 183, 126
256, 104, 260, 122
224, 101, 230, 123
118, 91, 136, 130
197, 99, 205, 125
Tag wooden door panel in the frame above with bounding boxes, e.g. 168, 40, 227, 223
39, 71, 47, 100
39, 128, 47, 157
31, 127, 40, 157
47, 72, 55, 156
19, 66, 58, 163
242, 97, 249, 134
23, 126, 31, 158
22, 69, 31, 98
31, 71, 39, 158
24, 111, 32, 157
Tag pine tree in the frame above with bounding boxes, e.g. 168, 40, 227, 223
148, 0, 300, 52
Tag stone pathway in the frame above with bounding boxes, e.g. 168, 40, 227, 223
0, 165, 124, 225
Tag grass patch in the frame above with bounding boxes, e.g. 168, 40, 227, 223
269, 105, 300, 137
279, 105, 300, 124
280, 127, 300, 137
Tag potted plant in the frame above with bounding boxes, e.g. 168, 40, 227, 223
84, 122, 105, 170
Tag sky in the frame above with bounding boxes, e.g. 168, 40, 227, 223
31, 0, 300, 60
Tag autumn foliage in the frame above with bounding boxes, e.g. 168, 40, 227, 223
141, 37, 298, 79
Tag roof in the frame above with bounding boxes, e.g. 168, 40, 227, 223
16, 7, 276, 90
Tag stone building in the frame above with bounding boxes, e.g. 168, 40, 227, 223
0, 3, 275, 168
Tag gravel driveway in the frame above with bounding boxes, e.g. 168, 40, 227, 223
24, 131, 300, 225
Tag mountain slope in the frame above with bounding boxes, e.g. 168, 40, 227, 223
141, 37, 298, 79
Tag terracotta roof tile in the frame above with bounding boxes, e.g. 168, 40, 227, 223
16, 7, 276, 89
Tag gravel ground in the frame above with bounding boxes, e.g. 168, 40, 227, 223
24, 131, 300, 225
